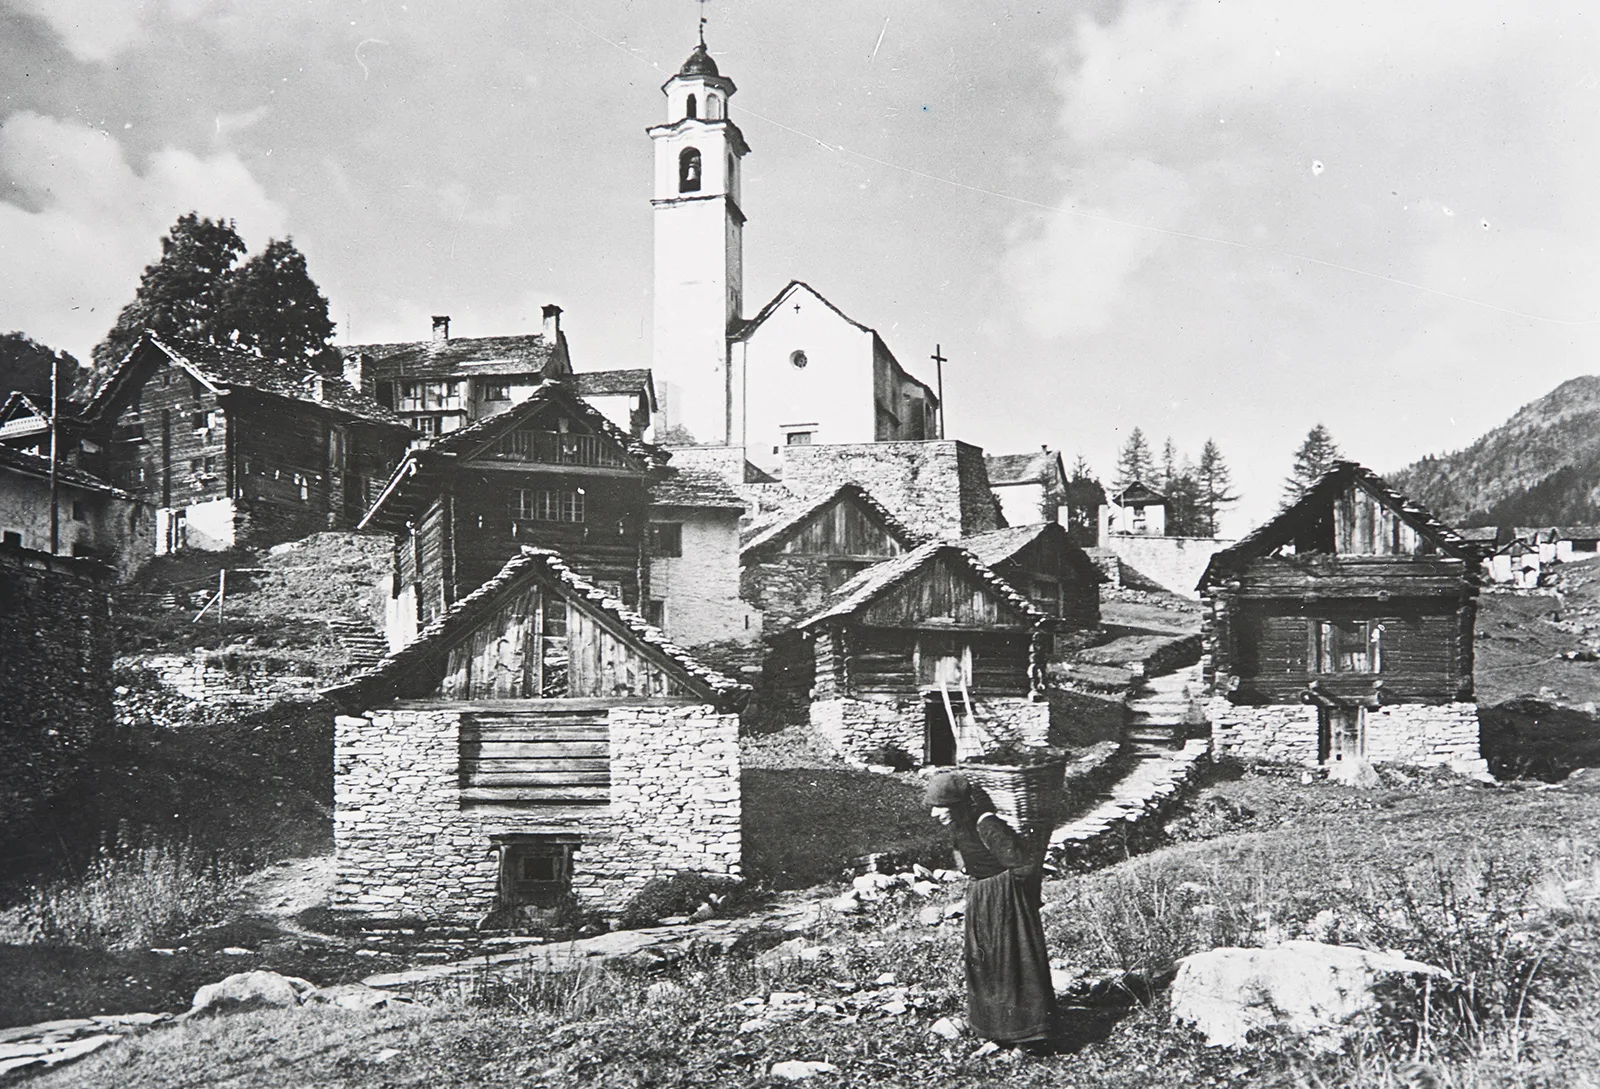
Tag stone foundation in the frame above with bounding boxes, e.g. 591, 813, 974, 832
810, 694, 1050, 766
334, 703, 740, 922
1208, 697, 1484, 772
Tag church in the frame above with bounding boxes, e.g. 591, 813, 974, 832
647, 40, 942, 468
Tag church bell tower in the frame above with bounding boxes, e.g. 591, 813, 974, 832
649, 35, 749, 445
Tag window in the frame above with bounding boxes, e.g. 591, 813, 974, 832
645, 599, 666, 627
786, 431, 813, 446
1313, 619, 1381, 674
482, 382, 511, 402
649, 522, 683, 557
71, 500, 87, 523
685, 93, 697, 119
789, 350, 808, 369
414, 415, 442, 437
706, 94, 721, 120
191, 411, 209, 430
513, 488, 585, 523
497, 838, 579, 907
679, 147, 702, 193
2, 530, 20, 548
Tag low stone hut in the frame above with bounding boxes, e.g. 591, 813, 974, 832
794, 541, 1049, 767
323, 546, 749, 923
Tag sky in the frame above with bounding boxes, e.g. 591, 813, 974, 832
1, 1, 1596, 533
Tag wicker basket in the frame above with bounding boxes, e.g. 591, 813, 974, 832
959, 755, 1068, 863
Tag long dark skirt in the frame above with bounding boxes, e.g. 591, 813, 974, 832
964, 869, 1054, 1042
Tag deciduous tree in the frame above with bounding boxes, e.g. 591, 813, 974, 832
0, 333, 80, 402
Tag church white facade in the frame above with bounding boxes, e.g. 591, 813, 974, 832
649, 40, 939, 463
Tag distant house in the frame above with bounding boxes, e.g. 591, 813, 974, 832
344, 308, 656, 441
324, 546, 748, 923
1197, 461, 1485, 774
727, 281, 940, 470
961, 522, 1102, 634
77, 333, 414, 556
0, 445, 150, 577
359, 381, 669, 648
1552, 526, 1600, 564
985, 448, 1068, 528
1101, 480, 1167, 539
646, 467, 756, 648
795, 541, 1049, 767
0, 391, 85, 457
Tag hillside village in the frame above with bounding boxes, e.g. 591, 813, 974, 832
2, 28, 1599, 1089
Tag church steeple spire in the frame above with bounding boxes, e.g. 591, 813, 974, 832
648, 27, 749, 445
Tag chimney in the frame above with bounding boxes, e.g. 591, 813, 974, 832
309, 374, 326, 403
431, 315, 450, 343
541, 304, 562, 343
342, 352, 367, 394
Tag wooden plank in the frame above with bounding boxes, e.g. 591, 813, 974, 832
459, 786, 611, 804
465, 756, 609, 772
465, 771, 611, 787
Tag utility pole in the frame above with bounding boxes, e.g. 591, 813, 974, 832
48, 352, 60, 555
930, 344, 947, 440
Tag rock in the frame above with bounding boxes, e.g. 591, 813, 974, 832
872, 971, 897, 985
911, 881, 939, 898
943, 900, 967, 918
852, 872, 898, 898
757, 937, 812, 968
933, 869, 962, 883
737, 1017, 770, 1034
690, 902, 716, 922
187, 970, 316, 1018
917, 905, 944, 927
971, 1041, 1002, 1058
929, 1016, 962, 1040
645, 981, 688, 1008
828, 893, 862, 915
768, 991, 812, 1009
1327, 759, 1380, 789
770, 1060, 839, 1080
1170, 942, 1447, 1050
220, 946, 254, 956
305, 983, 401, 1011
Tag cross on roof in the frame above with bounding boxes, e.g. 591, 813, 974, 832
698, 0, 709, 45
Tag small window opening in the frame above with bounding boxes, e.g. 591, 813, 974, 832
686, 93, 697, 119
649, 522, 683, 557
707, 94, 721, 120
497, 838, 578, 907
786, 431, 813, 446
645, 599, 667, 627
790, 350, 808, 369
679, 147, 702, 193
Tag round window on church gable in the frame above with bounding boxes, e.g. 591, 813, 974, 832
790, 350, 808, 369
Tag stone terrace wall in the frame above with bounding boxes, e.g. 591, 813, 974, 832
811, 694, 1049, 767
334, 703, 740, 922
0, 547, 114, 830
780, 441, 998, 541
1207, 698, 1484, 772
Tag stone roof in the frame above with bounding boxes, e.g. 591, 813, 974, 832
1555, 526, 1600, 540
739, 482, 922, 556
650, 468, 746, 510
323, 546, 749, 713
796, 540, 1044, 631
343, 333, 564, 382
985, 450, 1063, 487
87, 334, 411, 431
0, 444, 135, 500
571, 369, 655, 400
1196, 460, 1478, 592
1112, 480, 1166, 506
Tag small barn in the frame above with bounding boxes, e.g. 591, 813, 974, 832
323, 547, 748, 923
1197, 461, 1485, 774
794, 541, 1049, 767
961, 522, 1102, 635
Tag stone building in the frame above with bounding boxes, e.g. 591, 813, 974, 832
1198, 461, 1485, 775
323, 546, 748, 922
794, 541, 1049, 767
985, 448, 1068, 528
359, 381, 669, 648
0, 445, 151, 577
78, 332, 414, 556
1101, 480, 1168, 539
778, 440, 1000, 542
0, 546, 114, 833
646, 467, 757, 649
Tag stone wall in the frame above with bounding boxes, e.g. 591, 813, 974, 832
1207, 697, 1485, 772
779, 440, 998, 541
742, 557, 835, 636
0, 547, 113, 831
1099, 533, 1236, 600
138, 649, 323, 713
810, 694, 1049, 767
649, 508, 758, 648
333, 703, 740, 922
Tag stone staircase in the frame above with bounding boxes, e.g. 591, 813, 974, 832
326, 617, 390, 674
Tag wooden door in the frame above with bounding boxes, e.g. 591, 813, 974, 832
1318, 707, 1365, 764
924, 694, 958, 767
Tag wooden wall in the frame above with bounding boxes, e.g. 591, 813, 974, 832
777, 496, 904, 559
458, 707, 610, 809
857, 554, 1031, 631
104, 364, 227, 508
823, 626, 1030, 698
993, 532, 1099, 631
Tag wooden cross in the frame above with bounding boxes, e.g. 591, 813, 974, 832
931, 344, 948, 440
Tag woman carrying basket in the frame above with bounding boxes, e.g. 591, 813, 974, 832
924, 769, 1055, 1048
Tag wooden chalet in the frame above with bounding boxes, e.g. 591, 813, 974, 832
76, 333, 413, 556
323, 547, 748, 921
360, 381, 669, 648
961, 521, 1102, 634
1197, 461, 1486, 773
795, 541, 1049, 767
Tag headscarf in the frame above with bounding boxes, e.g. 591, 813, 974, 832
923, 770, 995, 813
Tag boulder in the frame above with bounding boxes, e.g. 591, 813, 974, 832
770, 1060, 839, 1080
304, 983, 402, 1011
1170, 942, 1446, 1049
187, 971, 316, 1018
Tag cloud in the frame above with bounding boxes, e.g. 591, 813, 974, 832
0, 111, 287, 361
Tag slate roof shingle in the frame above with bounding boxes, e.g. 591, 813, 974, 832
796, 540, 1045, 630
985, 450, 1063, 487
0, 444, 135, 500
739, 482, 922, 556
344, 333, 561, 381
650, 468, 746, 510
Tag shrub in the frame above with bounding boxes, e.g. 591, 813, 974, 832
0, 837, 242, 950
616, 870, 742, 931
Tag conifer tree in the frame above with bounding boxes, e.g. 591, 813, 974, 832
1196, 438, 1238, 536
1115, 428, 1154, 491
1063, 455, 1106, 547
1283, 424, 1342, 508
